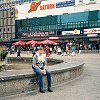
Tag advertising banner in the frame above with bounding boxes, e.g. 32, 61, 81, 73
22, 31, 55, 38
84, 28, 100, 34
16, 0, 75, 19
62, 30, 80, 35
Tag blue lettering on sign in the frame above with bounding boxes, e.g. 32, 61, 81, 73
56, 0, 75, 8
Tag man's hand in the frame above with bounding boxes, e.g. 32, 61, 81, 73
41, 69, 46, 75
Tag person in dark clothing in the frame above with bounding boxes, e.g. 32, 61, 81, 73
1, 49, 8, 61
17, 47, 21, 57
61, 43, 66, 56
32, 46, 37, 56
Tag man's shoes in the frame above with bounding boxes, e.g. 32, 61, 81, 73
40, 89, 45, 93
40, 90, 45, 93
48, 88, 53, 92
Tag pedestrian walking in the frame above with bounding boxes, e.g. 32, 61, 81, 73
45, 46, 49, 57
17, 47, 21, 57
50, 47, 53, 54
72, 46, 76, 56
66, 45, 69, 56
57, 46, 62, 55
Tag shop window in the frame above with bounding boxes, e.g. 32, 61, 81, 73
0, 29, 1, 32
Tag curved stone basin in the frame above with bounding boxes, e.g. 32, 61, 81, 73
0, 57, 84, 97
2, 57, 64, 70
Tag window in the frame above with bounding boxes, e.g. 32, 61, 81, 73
8, 28, 9, 31
4, 28, 5, 31
89, 0, 96, 3
7, 34, 8, 39
11, 12, 13, 15
79, 0, 83, 3
80, 22, 84, 27
49, 25, 55, 30
77, 22, 81, 28
68, 23, 73, 28
98, 20, 100, 26
72, 23, 76, 28
0, 28, 1, 32
90, 0, 95, 1
29, 0, 32, 3
83, 21, 88, 27
91, 21, 95, 27
94, 21, 98, 26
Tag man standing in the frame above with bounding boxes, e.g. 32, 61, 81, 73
32, 47, 53, 93
17, 47, 21, 57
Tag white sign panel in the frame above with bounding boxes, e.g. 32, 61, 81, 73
16, 0, 75, 19
62, 30, 80, 35
84, 28, 100, 34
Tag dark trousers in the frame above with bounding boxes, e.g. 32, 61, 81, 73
17, 52, 20, 57
33, 68, 51, 90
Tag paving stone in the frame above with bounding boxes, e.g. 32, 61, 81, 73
0, 54, 100, 100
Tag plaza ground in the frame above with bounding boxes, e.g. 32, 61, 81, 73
0, 54, 100, 100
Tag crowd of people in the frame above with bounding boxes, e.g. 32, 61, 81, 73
9, 43, 77, 57
1, 41, 99, 59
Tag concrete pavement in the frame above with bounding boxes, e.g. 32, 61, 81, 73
0, 54, 100, 100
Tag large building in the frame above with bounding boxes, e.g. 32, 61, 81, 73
0, 1, 16, 41
0, 0, 100, 44
0, 0, 46, 41
15, 0, 100, 45
15, 10, 100, 39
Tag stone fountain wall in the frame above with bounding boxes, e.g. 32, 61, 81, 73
0, 63, 84, 97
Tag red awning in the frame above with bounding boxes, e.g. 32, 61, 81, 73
39, 40, 55, 45
26, 40, 39, 45
51, 39, 63, 43
13, 40, 26, 46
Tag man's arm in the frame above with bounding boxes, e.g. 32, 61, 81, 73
43, 56, 47, 70
32, 55, 41, 71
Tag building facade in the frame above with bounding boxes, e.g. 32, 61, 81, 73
15, 0, 100, 42
0, 0, 47, 41
0, 0, 17, 41
0, 0, 100, 42
15, 10, 100, 38
0, 8, 16, 41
